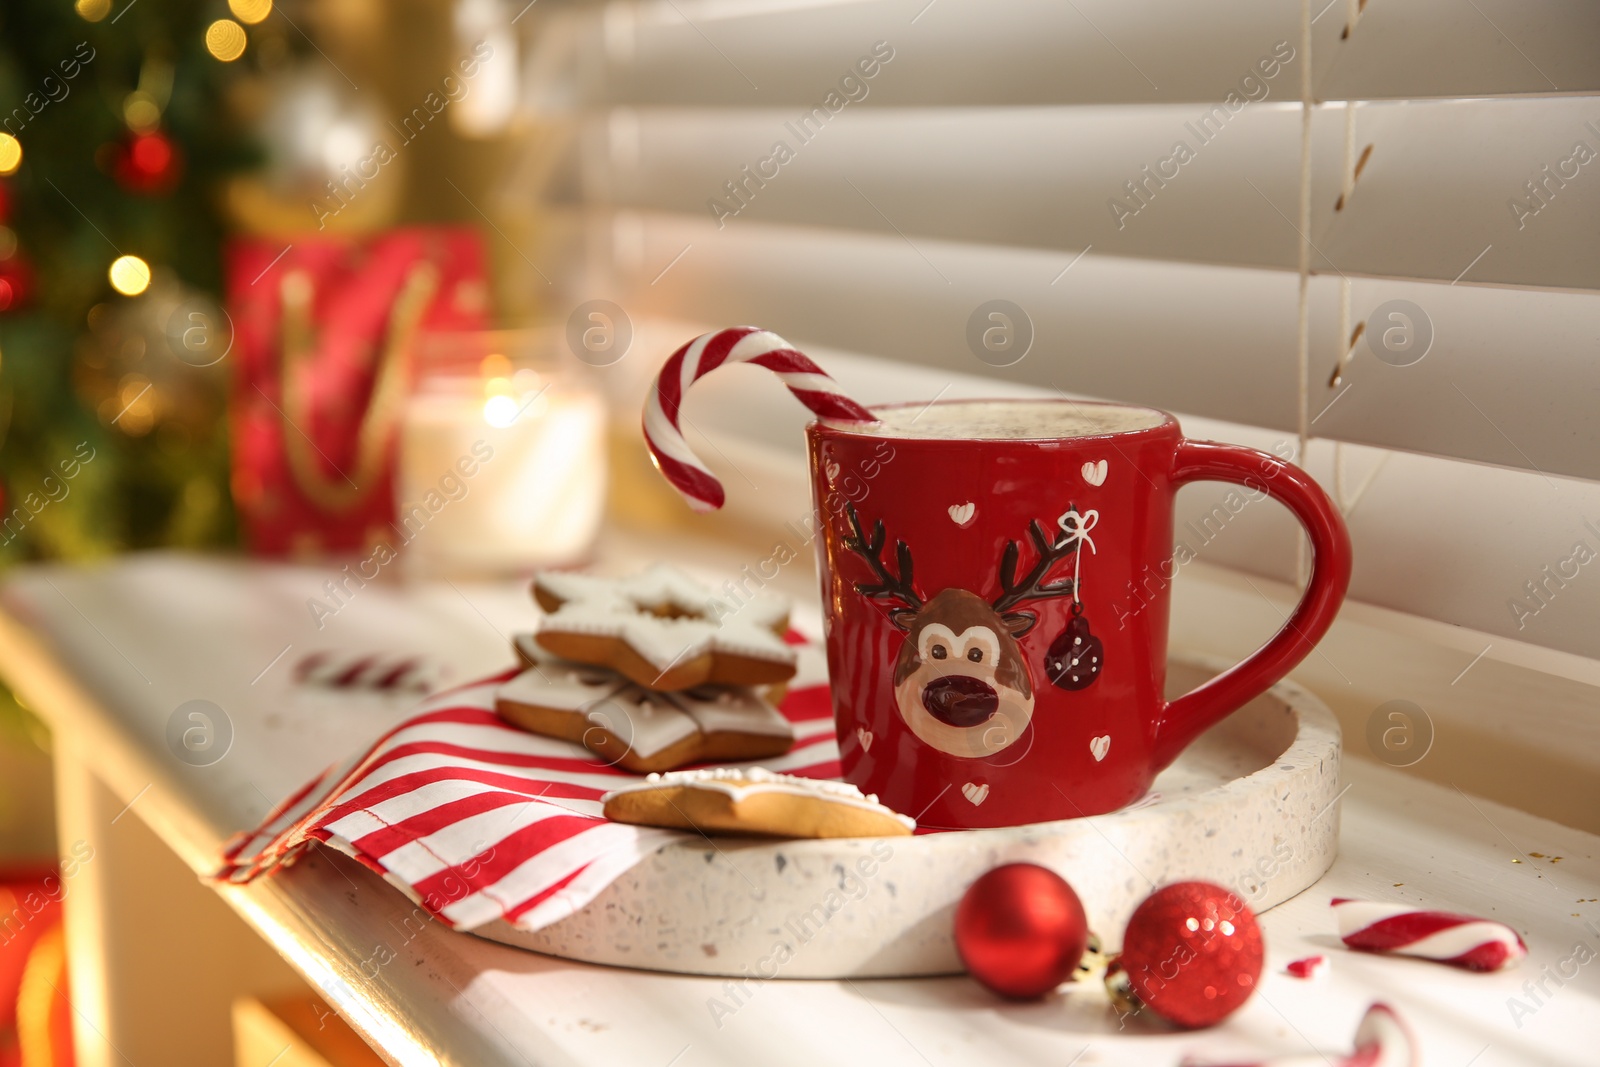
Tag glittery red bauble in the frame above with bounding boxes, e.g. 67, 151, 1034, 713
113, 131, 183, 195
1118, 881, 1263, 1028
954, 863, 1088, 999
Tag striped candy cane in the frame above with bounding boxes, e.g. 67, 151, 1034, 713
1332, 897, 1527, 972
1182, 1002, 1416, 1067
295, 652, 440, 694
644, 327, 877, 512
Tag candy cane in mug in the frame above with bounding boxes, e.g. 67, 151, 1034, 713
1332, 897, 1527, 971
644, 327, 877, 512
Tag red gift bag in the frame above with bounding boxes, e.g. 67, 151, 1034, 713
227, 228, 488, 556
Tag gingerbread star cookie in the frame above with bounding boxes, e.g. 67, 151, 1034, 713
496, 634, 794, 774
602, 767, 915, 839
512, 631, 548, 670
519, 628, 788, 708
532, 563, 797, 691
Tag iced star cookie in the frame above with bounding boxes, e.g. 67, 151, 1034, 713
513, 632, 548, 669
532, 564, 797, 691
494, 668, 794, 774
672, 686, 796, 763
513, 629, 788, 724
494, 657, 632, 745
602, 767, 915, 839
589, 686, 795, 772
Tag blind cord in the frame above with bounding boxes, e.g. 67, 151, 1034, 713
1295, 0, 1314, 589
1334, 102, 1355, 513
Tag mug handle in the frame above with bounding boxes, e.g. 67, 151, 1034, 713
1152, 440, 1353, 770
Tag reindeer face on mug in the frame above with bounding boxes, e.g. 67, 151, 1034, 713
845, 505, 1083, 759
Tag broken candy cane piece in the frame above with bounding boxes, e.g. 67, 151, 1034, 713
295, 651, 440, 693
1181, 1002, 1417, 1067
1331, 897, 1527, 972
1284, 955, 1329, 979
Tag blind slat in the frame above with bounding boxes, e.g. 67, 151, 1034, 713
578, 97, 1600, 291
540, 0, 1600, 107
583, 210, 1600, 481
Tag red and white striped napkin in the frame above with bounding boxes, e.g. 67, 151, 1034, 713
216, 644, 839, 933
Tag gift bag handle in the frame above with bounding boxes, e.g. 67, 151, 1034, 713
277, 261, 439, 513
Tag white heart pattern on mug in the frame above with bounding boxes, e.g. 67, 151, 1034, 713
961, 782, 990, 806
947, 502, 976, 527
1081, 459, 1108, 486
825, 460, 842, 481
856, 727, 873, 752
1090, 734, 1111, 761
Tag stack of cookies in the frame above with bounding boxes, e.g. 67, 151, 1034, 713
495, 564, 800, 773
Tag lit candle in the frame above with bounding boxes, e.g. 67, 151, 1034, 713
398, 345, 607, 576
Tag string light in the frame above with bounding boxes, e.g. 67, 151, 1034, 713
109, 255, 151, 296
0, 133, 20, 176
205, 19, 248, 62
75, 0, 110, 22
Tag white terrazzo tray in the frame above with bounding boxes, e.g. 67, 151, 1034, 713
470, 655, 1342, 978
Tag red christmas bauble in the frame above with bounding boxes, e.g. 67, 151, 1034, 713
954, 863, 1088, 999
1115, 881, 1263, 1028
112, 131, 183, 195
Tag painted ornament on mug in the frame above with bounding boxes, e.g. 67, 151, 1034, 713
1043, 507, 1104, 692
1045, 612, 1103, 690
844, 503, 1098, 759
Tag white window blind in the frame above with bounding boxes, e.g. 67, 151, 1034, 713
510, 0, 1600, 660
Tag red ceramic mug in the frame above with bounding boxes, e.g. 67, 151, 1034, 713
807, 399, 1351, 830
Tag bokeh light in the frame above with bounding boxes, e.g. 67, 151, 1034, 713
205, 19, 248, 62
123, 91, 162, 133
228, 0, 273, 25
75, 0, 110, 22
109, 255, 152, 296
108, 374, 156, 436
130, 133, 173, 174
0, 133, 21, 176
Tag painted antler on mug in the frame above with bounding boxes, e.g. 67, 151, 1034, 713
644, 327, 877, 512
842, 502, 1087, 642
990, 511, 1086, 634
843, 504, 924, 629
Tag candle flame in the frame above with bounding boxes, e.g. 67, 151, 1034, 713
483, 394, 519, 428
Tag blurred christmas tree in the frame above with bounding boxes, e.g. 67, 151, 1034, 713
0, 0, 264, 565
